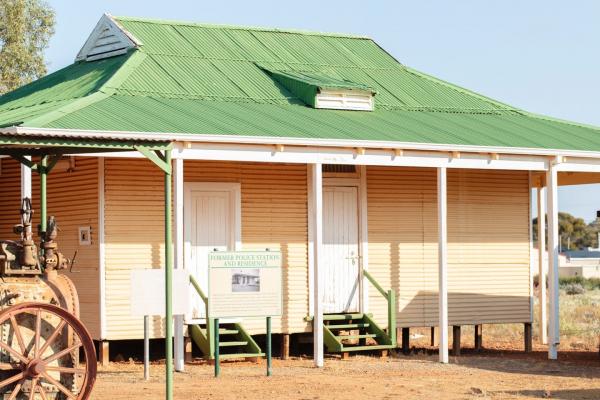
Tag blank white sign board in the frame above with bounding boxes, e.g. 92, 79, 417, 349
130, 269, 190, 317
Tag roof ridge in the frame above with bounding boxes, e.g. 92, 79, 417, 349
113, 16, 372, 40
24, 51, 146, 127
402, 66, 520, 112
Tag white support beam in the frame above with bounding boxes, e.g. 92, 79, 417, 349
310, 163, 324, 367
171, 144, 548, 171
546, 165, 560, 359
20, 156, 32, 200
537, 187, 548, 345
71, 145, 549, 171
173, 157, 185, 371
437, 167, 449, 364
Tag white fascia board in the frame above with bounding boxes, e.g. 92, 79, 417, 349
70, 144, 547, 170
172, 143, 549, 171
556, 158, 600, 172
7, 125, 600, 160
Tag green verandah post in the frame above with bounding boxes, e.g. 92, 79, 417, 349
214, 318, 220, 377
266, 316, 272, 376
164, 149, 173, 400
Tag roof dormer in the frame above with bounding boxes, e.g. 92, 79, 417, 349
264, 69, 376, 111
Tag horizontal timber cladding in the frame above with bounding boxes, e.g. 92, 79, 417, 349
366, 167, 531, 328
103, 158, 309, 340
0, 158, 102, 338
0, 159, 21, 240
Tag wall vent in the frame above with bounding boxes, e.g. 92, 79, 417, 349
322, 164, 357, 174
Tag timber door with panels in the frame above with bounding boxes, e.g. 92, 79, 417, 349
322, 186, 361, 313
184, 182, 241, 320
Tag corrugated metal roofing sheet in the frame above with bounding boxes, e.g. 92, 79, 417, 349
1, 15, 600, 153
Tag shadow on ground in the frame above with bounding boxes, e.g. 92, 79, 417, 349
499, 389, 600, 399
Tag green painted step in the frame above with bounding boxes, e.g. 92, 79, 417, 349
219, 341, 248, 347
339, 344, 395, 352
323, 313, 364, 321
219, 353, 266, 360
189, 321, 262, 360
337, 334, 377, 340
327, 323, 370, 329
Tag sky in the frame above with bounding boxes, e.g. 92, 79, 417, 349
43, 0, 600, 221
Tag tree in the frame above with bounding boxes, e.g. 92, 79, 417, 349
0, 0, 55, 95
533, 212, 598, 251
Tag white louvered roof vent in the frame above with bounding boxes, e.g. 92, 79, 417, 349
75, 14, 141, 62
315, 89, 374, 111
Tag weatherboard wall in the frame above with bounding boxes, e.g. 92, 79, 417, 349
0, 157, 102, 339
103, 158, 310, 339
366, 167, 531, 328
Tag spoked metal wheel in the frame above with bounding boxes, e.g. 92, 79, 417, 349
0, 302, 96, 399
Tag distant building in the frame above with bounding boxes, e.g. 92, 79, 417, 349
561, 250, 600, 279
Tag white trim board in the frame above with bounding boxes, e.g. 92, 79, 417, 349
8, 125, 600, 160
72, 146, 549, 171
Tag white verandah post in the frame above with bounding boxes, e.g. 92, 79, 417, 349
21, 156, 32, 200
437, 167, 449, 364
537, 186, 548, 345
310, 163, 324, 367
173, 156, 185, 371
546, 164, 559, 359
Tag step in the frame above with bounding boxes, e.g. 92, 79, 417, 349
219, 329, 239, 335
323, 313, 364, 321
219, 352, 265, 360
219, 341, 248, 347
340, 344, 395, 352
326, 323, 369, 330
336, 334, 377, 340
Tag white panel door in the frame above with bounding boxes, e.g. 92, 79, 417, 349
185, 184, 238, 320
322, 186, 360, 313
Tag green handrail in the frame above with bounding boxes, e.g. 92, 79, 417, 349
363, 270, 397, 346
363, 270, 388, 299
189, 275, 215, 357
190, 274, 208, 303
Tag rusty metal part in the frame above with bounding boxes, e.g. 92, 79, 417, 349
0, 302, 97, 399
0, 199, 95, 399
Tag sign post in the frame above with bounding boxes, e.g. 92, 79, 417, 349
144, 315, 150, 380
214, 318, 220, 378
207, 251, 282, 377
130, 269, 189, 380
266, 316, 272, 377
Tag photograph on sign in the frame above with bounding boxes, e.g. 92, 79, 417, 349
232, 268, 260, 292
208, 251, 282, 319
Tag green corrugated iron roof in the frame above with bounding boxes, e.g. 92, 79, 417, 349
1, 15, 600, 152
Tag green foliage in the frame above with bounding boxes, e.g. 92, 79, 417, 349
559, 275, 600, 290
532, 212, 598, 251
564, 283, 586, 295
0, 0, 55, 95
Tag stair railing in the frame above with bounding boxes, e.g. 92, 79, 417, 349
189, 274, 215, 357
362, 269, 397, 345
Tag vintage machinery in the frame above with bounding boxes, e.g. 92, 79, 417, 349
0, 198, 96, 399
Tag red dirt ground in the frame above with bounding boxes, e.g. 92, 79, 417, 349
92, 345, 600, 400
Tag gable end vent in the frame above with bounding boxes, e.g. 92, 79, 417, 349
75, 14, 141, 62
